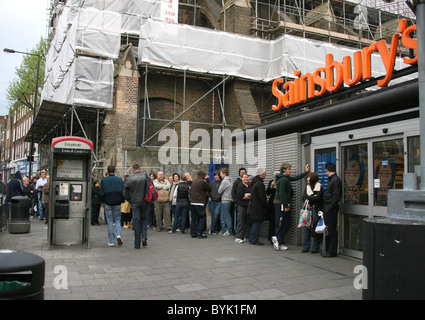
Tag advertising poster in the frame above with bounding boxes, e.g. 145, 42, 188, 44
315, 150, 336, 193
56, 159, 84, 179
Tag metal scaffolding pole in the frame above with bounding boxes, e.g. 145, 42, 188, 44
141, 75, 231, 147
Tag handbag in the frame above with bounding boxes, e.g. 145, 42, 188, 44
297, 200, 312, 228
315, 211, 327, 234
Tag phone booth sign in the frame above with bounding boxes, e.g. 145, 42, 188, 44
48, 136, 93, 247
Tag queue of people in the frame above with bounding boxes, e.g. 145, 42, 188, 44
1, 161, 342, 258
3, 170, 50, 222
92, 162, 343, 258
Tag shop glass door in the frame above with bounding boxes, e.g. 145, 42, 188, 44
342, 143, 368, 206
341, 142, 369, 255
341, 136, 405, 257
372, 138, 404, 207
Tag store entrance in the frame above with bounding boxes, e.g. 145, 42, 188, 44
340, 136, 405, 258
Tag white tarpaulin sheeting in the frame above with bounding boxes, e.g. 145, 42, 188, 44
41, 0, 163, 109
43, 0, 416, 111
138, 17, 415, 83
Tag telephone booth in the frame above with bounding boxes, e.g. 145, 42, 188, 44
48, 136, 93, 247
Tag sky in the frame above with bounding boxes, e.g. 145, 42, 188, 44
0, 0, 49, 116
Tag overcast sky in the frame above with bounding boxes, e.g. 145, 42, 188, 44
0, 0, 48, 116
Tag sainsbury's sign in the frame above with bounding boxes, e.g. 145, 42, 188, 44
271, 19, 417, 111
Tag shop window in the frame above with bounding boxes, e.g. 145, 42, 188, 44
373, 139, 404, 206
342, 144, 368, 205
407, 135, 421, 186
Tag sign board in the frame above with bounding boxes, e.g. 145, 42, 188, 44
161, 0, 179, 23
272, 19, 417, 110
52, 136, 93, 155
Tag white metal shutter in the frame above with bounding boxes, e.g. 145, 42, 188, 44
230, 132, 303, 245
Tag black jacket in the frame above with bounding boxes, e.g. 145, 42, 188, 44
176, 181, 190, 202
250, 176, 268, 221
302, 183, 323, 211
302, 183, 323, 222
6, 171, 24, 204
236, 183, 251, 207
123, 171, 146, 206
323, 174, 342, 212
91, 186, 102, 205
231, 176, 243, 204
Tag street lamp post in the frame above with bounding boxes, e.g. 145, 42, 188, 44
3, 48, 41, 177
415, 0, 425, 190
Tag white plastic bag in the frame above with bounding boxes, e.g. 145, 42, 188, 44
315, 211, 326, 234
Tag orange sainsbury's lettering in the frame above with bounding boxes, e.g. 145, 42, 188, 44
271, 19, 417, 111
343, 51, 362, 86
402, 24, 417, 64
272, 78, 284, 111
326, 54, 343, 92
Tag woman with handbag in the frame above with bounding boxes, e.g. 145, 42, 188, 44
301, 172, 323, 253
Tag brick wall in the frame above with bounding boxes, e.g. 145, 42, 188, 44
221, 1, 252, 35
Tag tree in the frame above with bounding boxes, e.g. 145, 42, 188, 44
6, 37, 47, 114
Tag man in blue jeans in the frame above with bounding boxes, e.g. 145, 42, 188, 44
218, 168, 233, 236
100, 165, 125, 247
35, 171, 47, 220
123, 164, 148, 249
208, 170, 221, 235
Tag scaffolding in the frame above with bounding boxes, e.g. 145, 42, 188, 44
42, 0, 416, 113
36, 0, 418, 170
250, 0, 416, 48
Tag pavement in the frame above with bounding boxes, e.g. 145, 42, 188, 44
0, 216, 362, 301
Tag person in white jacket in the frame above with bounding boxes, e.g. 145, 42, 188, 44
35, 171, 48, 220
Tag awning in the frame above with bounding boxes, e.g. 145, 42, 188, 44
25, 100, 105, 144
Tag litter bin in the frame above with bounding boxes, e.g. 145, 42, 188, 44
0, 250, 45, 300
8, 196, 31, 234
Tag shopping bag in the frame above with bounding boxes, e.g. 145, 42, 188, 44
297, 200, 312, 228
315, 211, 327, 234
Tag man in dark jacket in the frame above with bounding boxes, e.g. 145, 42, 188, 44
208, 170, 221, 235
4, 171, 24, 231
123, 164, 148, 249
231, 168, 246, 232
6, 171, 24, 204
322, 162, 342, 258
190, 171, 211, 238
100, 165, 125, 247
248, 168, 268, 245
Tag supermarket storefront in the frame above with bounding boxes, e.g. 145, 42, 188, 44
246, 77, 419, 258
308, 111, 419, 258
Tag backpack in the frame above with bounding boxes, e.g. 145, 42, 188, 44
145, 176, 158, 204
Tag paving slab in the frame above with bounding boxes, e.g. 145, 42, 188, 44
0, 217, 362, 301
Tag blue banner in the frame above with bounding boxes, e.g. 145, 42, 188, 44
315, 151, 336, 193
